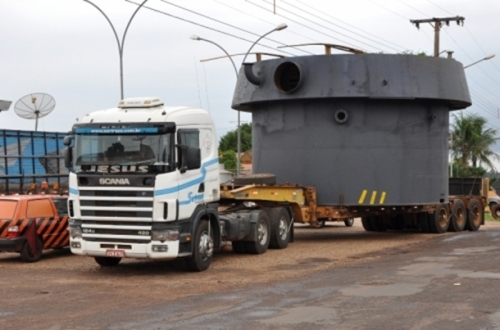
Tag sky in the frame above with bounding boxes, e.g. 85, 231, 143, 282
1, 0, 500, 157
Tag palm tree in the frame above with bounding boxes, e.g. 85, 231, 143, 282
450, 112, 500, 172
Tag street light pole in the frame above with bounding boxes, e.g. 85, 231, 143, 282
190, 35, 241, 175
83, 0, 148, 100
463, 54, 496, 69
241, 23, 288, 64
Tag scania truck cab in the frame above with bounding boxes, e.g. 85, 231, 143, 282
65, 97, 221, 271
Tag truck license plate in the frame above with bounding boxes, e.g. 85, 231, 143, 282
106, 249, 125, 258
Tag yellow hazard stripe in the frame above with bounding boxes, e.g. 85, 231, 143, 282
379, 191, 387, 204
370, 191, 377, 205
358, 190, 368, 204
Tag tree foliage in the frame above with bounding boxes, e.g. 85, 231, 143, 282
219, 150, 238, 173
218, 123, 252, 152
450, 113, 500, 177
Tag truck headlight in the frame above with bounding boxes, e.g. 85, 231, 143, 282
69, 226, 82, 239
152, 230, 179, 242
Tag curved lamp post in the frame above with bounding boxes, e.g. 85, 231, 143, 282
190, 35, 243, 174
83, 0, 149, 100
464, 54, 496, 69
241, 23, 287, 64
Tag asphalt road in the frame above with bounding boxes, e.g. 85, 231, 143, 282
2, 224, 500, 329
101, 227, 500, 330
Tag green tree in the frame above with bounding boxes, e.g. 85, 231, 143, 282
450, 113, 500, 176
218, 123, 252, 152
219, 150, 238, 173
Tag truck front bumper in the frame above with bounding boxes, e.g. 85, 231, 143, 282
70, 239, 180, 259
0, 237, 26, 252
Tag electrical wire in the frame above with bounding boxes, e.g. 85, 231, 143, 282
159, 0, 314, 55
256, 0, 391, 53
213, 0, 318, 44
125, 0, 298, 57
281, 0, 405, 52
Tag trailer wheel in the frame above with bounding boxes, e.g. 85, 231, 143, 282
361, 217, 373, 231
370, 217, 388, 232
344, 218, 355, 227
429, 203, 450, 234
233, 173, 276, 186
185, 220, 214, 271
20, 237, 43, 262
94, 257, 121, 267
245, 211, 271, 254
491, 203, 500, 220
449, 200, 467, 232
269, 207, 291, 249
466, 198, 482, 231
231, 241, 247, 254
418, 212, 430, 233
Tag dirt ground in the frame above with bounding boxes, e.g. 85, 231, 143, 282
1, 220, 499, 329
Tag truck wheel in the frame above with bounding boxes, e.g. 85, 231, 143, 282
233, 173, 276, 186
361, 217, 373, 231
370, 217, 387, 232
20, 237, 43, 262
466, 198, 482, 231
95, 257, 121, 267
344, 218, 355, 227
429, 203, 450, 234
232, 241, 247, 254
418, 212, 430, 233
245, 211, 271, 254
449, 200, 467, 232
186, 220, 214, 271
491, 203, 500, 220
269, 207, 291, 249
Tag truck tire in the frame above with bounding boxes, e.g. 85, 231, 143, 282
466, 198, 482, 231
20, 237, 43, 262
233, 173, 276, 186
186, 220, 214, 271
491, 203, 500, 220
344, 218, 355, 227
429, 203, 450, 234
94, 257, 121, 267
232, 241, 247, 254
269, 207, 291, 249
449, 200, 467, 232
418, 212, 430, 233
245, 211, 271, 254
361, 217, 373, 231
370, 217, 388, 232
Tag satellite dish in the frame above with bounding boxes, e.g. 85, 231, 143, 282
14, 93, 56, 131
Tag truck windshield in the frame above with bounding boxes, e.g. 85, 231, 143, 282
0, 200, 17, 219
74, 133, 172, 173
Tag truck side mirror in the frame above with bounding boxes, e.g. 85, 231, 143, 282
64, 147, 72, 169
63, 135, 72, 146
177, 145, 201, 173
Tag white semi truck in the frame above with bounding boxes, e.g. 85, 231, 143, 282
64, 97, 291, 271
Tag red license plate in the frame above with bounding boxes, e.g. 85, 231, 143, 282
105, 249, 125, 258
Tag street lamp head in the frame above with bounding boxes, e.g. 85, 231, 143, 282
485, 54, 496, 60
190, 35, 201, 41
275, 23, 287, 31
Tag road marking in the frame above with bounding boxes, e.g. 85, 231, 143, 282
370, 191, 377, 205
380, 191, 387, 204
358, 190, 368, 204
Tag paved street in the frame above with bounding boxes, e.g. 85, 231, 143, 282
105, 226, 500, 330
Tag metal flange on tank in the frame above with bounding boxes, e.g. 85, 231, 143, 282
233, 54, 471, 206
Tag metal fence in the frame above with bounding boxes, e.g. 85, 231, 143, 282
0, 129, 69, 194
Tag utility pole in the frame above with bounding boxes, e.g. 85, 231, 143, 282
410, 16, 465, 57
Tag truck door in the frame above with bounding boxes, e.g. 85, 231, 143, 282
177, 129, 203, 220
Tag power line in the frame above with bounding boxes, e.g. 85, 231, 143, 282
213, 0, 318, 44
426, 0, 454, 16
281, 0, 405, 52
464, 26, 500, 75
125, 0, 298, 57
289, 0, 408, 51
251, 0, 395, 53
160, 0, 314, 55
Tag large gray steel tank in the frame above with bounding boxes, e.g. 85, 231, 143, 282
232, 54, 471, 206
